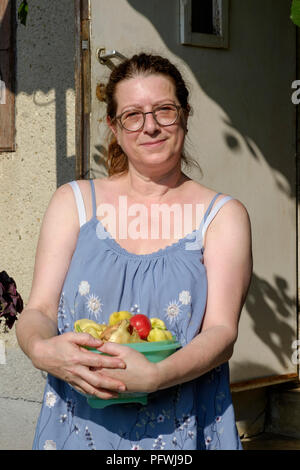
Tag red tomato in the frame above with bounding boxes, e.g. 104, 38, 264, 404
129, 314, 151, 340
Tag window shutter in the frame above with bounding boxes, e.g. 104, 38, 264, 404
0, 0, 15, 151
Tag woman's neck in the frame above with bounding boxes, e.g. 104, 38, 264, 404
122, 165, 189, 203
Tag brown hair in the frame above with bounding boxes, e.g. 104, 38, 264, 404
105, 53, 191, 177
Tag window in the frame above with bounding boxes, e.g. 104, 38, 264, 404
0, 0, 15, 151
180, 0, 229, 49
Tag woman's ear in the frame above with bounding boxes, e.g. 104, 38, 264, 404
181, 107, 190, 133
107, 116, 117, 138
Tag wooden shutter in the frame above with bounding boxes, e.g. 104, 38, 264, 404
0, 0, 15, 151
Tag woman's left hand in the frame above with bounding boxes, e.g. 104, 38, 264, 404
94, 342, 160, 394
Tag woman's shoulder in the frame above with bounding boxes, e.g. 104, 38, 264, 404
181, 179, 226, 204
184, 180, 250, 222
65, 176, 112, 195
64, 177, 120, 221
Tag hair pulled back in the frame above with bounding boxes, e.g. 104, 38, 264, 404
105, 53, 190, 176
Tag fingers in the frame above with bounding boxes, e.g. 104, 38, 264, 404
68, 333, 127, 368
77, 343, 126, 369
73, 365, 126, 399
98, 341, 130, 356
80, 350, 126, 369
67, 332, 103, 349
72, 381, 120, 400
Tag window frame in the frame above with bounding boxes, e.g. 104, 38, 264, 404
0, 0, 16, 152
180, 0, 229, 49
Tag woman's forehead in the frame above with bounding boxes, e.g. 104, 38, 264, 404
114, 74, 176, 109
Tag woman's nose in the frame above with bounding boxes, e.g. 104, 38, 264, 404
143, 112, 160, 134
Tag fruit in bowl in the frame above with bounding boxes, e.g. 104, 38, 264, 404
74, 312, 174, 344
74, 318, 107, 339
109, 310, 133, 326
73, 312, 181, 408
129, 314, 152, 340
99, 319, 144, 344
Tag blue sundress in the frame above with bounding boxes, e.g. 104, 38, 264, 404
32, 179, 243, 450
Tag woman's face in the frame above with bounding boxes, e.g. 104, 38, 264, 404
108, 74, 188, 175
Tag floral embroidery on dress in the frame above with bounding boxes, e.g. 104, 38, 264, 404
85, 426, 96, 450
45, 391, 57, 408
179, 290, 191, 305
164, 290, 192, 346
58, 292, 69, 334
131, 304, 140, 314
86, 294, 102, 318
164, 290, 191, 324
165, 300, 181, 323
78, 281, 90, 296
43, 439, 57, 450
152, 435, 166, 450
69, 281, 104, 323
172, 413, 197, 449
205, 436, 212, 448
60, 414, 68, 423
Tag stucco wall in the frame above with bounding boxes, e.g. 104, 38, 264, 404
0, 0, 75, 449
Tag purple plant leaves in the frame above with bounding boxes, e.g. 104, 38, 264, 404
0, 271, 23, 329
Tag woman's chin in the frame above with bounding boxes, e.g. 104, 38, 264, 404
138, 157, 178, 174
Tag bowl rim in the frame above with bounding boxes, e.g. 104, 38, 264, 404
86, 337, 181, 353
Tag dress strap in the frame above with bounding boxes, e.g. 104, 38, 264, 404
184, 192, 234, 252
89, 179, 97, 218
68, 181, 87, 227
201, 194, 234, 247
203, 192, 222, 223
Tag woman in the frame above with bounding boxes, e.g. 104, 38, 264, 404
16, 53, 253, 450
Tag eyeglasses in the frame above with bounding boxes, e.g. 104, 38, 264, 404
114, 103, 181, 132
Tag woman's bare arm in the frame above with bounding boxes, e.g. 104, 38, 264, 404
16, 183, 79, 355
16, 183, 126, 399
154, 198, 253, 389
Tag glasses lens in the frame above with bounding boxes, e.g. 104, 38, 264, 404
121, 111, 144, 131
154, 105, 178, 126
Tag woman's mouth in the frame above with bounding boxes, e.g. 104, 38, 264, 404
140, 139, 167, 148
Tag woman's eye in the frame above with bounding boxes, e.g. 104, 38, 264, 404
124, 111, 140, 119
157, 105, 175, 112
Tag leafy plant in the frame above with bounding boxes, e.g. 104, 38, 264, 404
18, 0, 28, 26
291, 0, 300, 27
0, 271, 23, 329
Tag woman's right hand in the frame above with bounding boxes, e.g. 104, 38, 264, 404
29, 332, 127, 399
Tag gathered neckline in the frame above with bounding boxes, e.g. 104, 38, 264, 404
79, 215, 204, 259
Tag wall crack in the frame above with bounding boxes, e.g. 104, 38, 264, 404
0, 395, 42, 404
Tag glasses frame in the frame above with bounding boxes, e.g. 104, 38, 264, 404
113, 103, 182, 132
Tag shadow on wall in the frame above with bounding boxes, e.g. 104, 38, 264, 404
1, 0, 75, 187
245, 273, 297, 371
126, 0, 296, 198
122, 0, 297, 378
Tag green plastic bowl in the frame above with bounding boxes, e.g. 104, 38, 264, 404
85, 337, 181, 409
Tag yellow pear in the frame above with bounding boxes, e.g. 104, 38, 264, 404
147, 328, 173, 342
74, 319, 107, 339
109, 311, 133, 326
100, 319, 144, 343
150, 318, 167, 330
